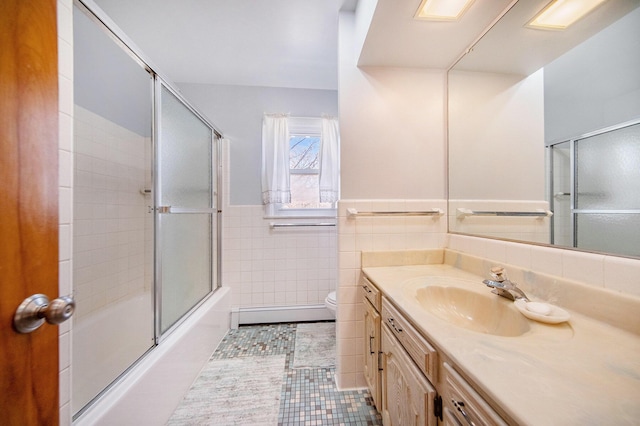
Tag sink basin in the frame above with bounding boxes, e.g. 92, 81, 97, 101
415, 286, 531, 337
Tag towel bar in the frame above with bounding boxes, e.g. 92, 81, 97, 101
270, 223, 336, 228
347, 208, 443, 217
456, 208, 553, 218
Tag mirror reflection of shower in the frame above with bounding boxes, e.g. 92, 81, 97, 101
549, 121, 640, 258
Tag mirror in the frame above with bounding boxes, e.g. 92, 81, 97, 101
448, 0, 640, 258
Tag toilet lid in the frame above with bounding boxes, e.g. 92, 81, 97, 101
327, 291, 337, 304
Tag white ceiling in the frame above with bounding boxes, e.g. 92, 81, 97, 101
453, 0, 640, 75
90, 0, 639, 91
93, 0, 353, 90
358, 0, 514, 69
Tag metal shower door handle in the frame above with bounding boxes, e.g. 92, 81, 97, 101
13, 294, 75, 334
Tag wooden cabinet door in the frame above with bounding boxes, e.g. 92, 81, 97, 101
381, 326, 437, 426
0, 0, 60, 424
363, 300, 381, 408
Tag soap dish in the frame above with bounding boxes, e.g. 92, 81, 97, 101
514, 300, 570, 324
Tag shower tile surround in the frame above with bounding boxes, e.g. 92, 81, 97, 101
72, 105, 152, 320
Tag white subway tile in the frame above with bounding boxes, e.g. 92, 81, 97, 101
562, 250, 605, 287
530, 245, 563, 277
604, 256, 640, 297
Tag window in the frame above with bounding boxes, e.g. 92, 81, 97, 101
287, 133, 333, 210
262, 116, 338, 217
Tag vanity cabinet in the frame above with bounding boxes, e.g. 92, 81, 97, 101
363, 288, 381, 408
362, 274, 509, 426
443, 363, 507, 426
362, 277, 382, 408
381, 324, 437, 425
381, 297, 439, 425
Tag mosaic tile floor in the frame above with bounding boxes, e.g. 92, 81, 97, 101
206, 322, 382, 425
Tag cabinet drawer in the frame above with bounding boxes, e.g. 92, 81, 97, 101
382, 297, 438, 384
361, 276, 381, 311
444, 362, 508, 426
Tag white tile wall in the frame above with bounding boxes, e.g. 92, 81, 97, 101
58, 0, 73, 423
335, 199, 447, 389
222, 205, 338, 308
220, 138, 338, 312
447, 234, 640, 298
72, 106, 152, 320
448, 199, 551, 244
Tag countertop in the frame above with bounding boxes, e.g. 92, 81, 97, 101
362, 264, 640, 425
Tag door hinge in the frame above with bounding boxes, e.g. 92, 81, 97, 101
434, 395, 443, 421
378, 351, 384, 371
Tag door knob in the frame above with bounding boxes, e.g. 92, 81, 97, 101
13, 294, 75, 334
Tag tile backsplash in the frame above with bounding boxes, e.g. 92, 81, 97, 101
447, 234, 640, 298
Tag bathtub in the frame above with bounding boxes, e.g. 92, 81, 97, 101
74, 287, 231, 425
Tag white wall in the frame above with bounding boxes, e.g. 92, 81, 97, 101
448, 69, 545, 200
74, 5, 151, 137
176, 83, 339, 320
544, 7, 640, 143
447, 69, 548, 242
178, 83, 338, 205
336, 10, 447, 389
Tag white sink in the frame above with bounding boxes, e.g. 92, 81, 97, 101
415, 285, 531, 337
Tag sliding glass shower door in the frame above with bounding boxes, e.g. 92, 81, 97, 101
72, 3, 155, 415
156, 83, 219, 335
550, 121, 640, 257
72, 2, 222, 417
573, 122, 640, 257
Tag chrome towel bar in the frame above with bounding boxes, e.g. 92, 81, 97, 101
270, 223, 336, 228
456, 208, 553, 218
347, 208, 443, 217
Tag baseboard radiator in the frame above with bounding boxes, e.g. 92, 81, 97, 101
231, 304, 334, 328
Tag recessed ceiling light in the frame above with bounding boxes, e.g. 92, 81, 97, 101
415, 0, 475, 21
527, 0, 608, 30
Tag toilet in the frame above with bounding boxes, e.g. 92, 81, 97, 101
324, 291, 337, 316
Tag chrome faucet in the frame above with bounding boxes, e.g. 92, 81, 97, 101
483, 266, 530, 302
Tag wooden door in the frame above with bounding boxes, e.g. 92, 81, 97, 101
0, 0, 60, 424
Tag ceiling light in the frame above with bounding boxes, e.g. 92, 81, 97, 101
527, 0, 608, 30
415, 0, 475, 21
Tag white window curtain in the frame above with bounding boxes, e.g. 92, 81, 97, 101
261, 113, 291, 204
319, 116, 339, 203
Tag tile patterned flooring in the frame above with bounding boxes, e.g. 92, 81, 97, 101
206, 322, 382, 425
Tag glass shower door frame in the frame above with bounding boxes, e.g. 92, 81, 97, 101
549, 118, 640, 251
153, 78, 222, 343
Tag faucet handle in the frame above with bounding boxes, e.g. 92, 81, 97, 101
490, 266, 507, 281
